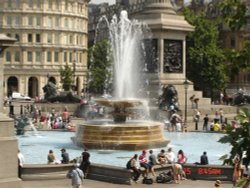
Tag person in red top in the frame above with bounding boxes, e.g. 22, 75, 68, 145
177, 150, 187, 164
139, 150, 155, 177
62, 107, 69, 128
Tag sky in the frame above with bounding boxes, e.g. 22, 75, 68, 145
90, 0, 116, 4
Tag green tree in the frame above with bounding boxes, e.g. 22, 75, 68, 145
183, 8, 228, 97
219, 0, 247, 31
60, 63, 74, 91
219, 108, 250, 186
88, 40, 112, 94
219, 0, 250, 82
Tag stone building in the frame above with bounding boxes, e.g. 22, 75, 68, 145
0, 0, 89, 98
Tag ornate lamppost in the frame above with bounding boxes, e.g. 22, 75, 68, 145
183, 78, 189, 131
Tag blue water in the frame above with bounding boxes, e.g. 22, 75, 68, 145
17, 131, 230, 167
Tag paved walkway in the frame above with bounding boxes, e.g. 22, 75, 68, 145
22, 178, 234, 188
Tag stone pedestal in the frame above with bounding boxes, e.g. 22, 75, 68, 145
0, 34, 21, 187
0, 113, 21, 188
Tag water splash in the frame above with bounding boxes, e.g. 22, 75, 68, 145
109, 10, 148, 98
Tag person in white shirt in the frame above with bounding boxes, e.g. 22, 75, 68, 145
166, 147, 176, 164
17, 149, 25, 178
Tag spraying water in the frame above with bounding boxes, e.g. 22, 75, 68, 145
109, 10, 149, 98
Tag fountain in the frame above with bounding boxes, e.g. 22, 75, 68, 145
74, 11, 169, 150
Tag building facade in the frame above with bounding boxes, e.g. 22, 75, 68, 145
0, 0, 89, 98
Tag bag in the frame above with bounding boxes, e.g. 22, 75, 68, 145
126, 159, 132, 169
142, 177, 153, 184
156, 171, 173, 183
66, 170, 73, 179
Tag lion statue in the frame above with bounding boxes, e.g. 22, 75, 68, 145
42, 82, 81, 103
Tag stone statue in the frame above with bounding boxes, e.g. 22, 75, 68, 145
233, 92, 250, 105
42, 82, 81, 103
159, 84, 180, 112
43, 82, 57, 100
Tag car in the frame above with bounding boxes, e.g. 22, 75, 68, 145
12, 92, 31, 101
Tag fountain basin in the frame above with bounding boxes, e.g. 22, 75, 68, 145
74, 120, 169, 150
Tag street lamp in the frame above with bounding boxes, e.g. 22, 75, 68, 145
183, 78, 189, 131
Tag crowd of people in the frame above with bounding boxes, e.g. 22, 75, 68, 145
126, 147, 191, 184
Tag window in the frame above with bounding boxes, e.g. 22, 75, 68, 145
16, 0, 20, 8
48, 0, 52, 9
36, 34, 40, 43
36, 16, 41, 26
48, 17, 52, 27
27, 51, 32, 62
64, 52, 67, 62
36, 51, 41, 62
36, 0, 41, 8
7, 16, 12, 25
6, 51, 11, 62
55, 34, 59, 44
230, 37, 236, 48
47, 33, 52, 43
64, 18, 68, 28
15, 51, 20, 62
55, 17, 59, 27
6, 33, 11, 37
47, 51, 51, 62
69, 52, 73, 62
28, 0, 33, 8
28, 16, 33, 26
55, 0, 60, 10
69, 35, 73, 44
15, 16, 20, 25
28, 34, 32, 42
54, 51, 59, 62
15, 34, 20, 41
65, 1, 68, 11
8, 0, 12, 8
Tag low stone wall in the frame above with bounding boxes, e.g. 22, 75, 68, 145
22, 163, 132, 185
22, 163, 233, 184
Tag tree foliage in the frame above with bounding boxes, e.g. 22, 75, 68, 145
219, 0, 247, 31
219, 108, 250, 186
88, 40, 112, 94
60, 63, 74, 91
219, 0, 250, 77
183, 8, 228, 95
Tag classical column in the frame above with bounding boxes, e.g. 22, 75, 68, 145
0, 34, 21, 188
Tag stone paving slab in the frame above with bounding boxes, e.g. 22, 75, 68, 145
22, 179, 234, 188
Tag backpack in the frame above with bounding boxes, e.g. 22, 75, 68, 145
142, 177, 153, 184
126, 159, 132, 169
156, 171, 173, 183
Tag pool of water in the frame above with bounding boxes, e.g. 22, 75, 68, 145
17, 131, 230, 167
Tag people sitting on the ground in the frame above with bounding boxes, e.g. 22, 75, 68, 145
139, 150, 155, 177
157, 149, 168, 164
79, 148, 91, 179
200, 151, 208, 165
177, 150, 187, 164
61, 148, 69, 164
166, 147, 176, 164
127, 154, 141, 182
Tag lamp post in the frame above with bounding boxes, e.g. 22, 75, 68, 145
183, 79, 189, 131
